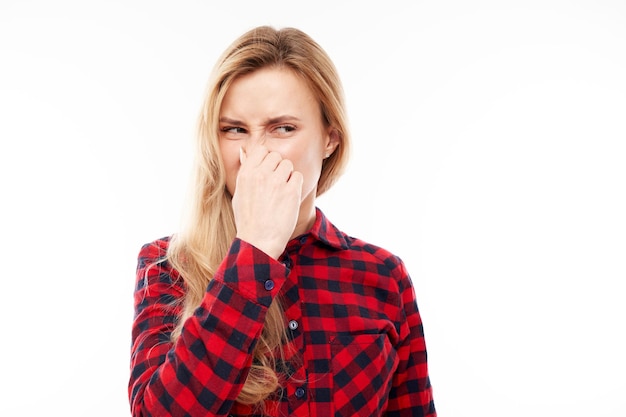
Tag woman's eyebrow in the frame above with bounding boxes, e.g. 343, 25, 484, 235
218, 116, 244, 125
266, 115, 301, 124
219, 115, 302, 127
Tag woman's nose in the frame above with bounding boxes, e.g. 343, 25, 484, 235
241, 128, 268, 155
239, 130, 269, 161
248, 127, 267, 144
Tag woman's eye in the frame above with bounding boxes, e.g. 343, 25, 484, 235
221, 126, 246, 134
275, 125, 295, 134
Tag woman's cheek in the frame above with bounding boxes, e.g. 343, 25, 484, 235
219, 144, 239, 195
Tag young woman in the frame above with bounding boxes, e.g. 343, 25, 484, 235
129, 25, 436, 417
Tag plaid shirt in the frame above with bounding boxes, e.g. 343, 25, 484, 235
129, 208, 436, 417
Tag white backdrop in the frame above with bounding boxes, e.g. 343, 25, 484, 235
1, 1, 624, 416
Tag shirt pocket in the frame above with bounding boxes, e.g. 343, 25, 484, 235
331, 333, 398, 417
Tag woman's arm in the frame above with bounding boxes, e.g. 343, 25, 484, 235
385, 261, 437, 417
128, 238, 288, 417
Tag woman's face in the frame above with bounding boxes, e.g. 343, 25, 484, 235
219, 66, 338, 205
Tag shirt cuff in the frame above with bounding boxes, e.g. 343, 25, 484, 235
212, 238, 290, 307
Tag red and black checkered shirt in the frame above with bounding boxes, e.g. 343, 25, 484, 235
129, 208, 436, 416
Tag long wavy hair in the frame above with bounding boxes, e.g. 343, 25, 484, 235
166, 26, 351, 407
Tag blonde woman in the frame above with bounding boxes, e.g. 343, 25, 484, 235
129, 25, 436, 417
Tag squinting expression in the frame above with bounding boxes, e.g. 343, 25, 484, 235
219, 67, 338, 206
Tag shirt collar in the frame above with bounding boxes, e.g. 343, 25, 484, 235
307, 207, 350, 250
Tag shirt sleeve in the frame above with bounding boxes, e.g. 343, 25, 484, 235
385, 260, 437, 417
128, 238, 289, 417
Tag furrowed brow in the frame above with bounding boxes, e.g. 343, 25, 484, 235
219, 117, 243, 125
266, 115, 301, 124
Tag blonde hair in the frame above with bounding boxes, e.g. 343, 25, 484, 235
167, 25, 351, 407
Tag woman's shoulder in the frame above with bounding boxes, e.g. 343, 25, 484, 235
345, 235, 405, 269
319, 209, 406, 272
134, 235, 184, 287
140, 235, 172, 250
136, 235, 173, 269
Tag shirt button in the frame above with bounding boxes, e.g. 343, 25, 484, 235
299, 235, 307, 244
282, 258, 292, 269
264, 280, 275, 291
295, 387, 305, 398
288, 320, 298, 330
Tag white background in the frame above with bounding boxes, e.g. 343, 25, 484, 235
1, 0, 624, 416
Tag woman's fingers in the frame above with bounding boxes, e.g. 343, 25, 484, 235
233, 145, 302, 259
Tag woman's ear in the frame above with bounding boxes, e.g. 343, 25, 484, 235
324, 128, 340, 159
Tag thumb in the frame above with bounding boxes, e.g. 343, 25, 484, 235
239, 146, 247, 164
